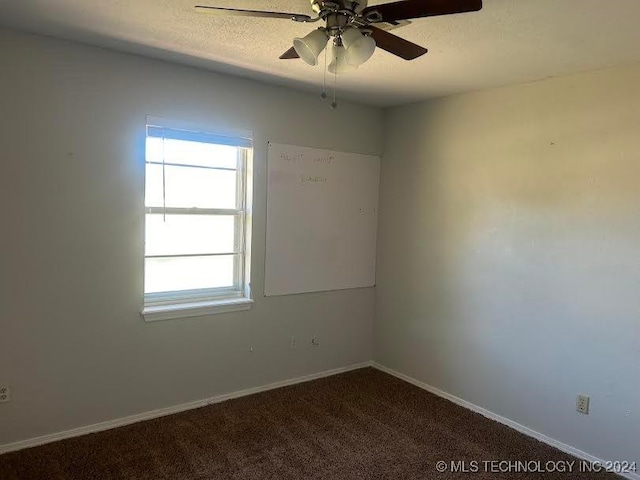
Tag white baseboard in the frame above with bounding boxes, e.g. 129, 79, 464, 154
4, 361, 637, 480
371, 362, 639, 480
0, 361, 371, 455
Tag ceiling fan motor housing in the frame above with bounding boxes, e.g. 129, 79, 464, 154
310, 0, 368, 16
310, 0, 369, 39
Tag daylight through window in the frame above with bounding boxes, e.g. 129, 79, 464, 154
143, 123, 252, 320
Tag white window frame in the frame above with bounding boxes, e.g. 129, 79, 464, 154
141, 119, 253, 322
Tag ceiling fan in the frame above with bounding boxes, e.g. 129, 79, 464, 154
195, 0, 483, 73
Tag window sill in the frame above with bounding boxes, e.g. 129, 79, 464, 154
142, 297, 254, 322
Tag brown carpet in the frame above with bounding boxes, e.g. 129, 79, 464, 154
0, 368, 615, 479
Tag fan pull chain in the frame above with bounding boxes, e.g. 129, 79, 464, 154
331, 47, 338, 109
161, 133, 167, 222
320, 46, 328, 100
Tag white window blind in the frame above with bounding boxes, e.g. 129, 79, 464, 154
142, 122, 253, 321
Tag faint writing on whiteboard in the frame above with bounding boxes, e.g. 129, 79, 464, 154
300, 175, 327, 184
281, 153, 304, 163
313, 156, 334, 165
281, 152, 334, 166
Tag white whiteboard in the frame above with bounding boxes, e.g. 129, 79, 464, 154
265, 142, 380, 296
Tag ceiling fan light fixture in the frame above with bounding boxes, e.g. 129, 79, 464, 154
341, 27, 376, 67
293, 28, 329, 66
328, 44, 356, 74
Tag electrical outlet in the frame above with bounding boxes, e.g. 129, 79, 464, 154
0, 386, 11, 403
576, 394, 590, 415
290, 336, 297, 350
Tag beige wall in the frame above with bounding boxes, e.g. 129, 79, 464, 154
0, 28, 382, 446
375, 64, 640, 464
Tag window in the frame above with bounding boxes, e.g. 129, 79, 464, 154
141, 121, 253, 321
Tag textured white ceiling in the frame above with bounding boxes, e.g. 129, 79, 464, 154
1, 0, 640, 106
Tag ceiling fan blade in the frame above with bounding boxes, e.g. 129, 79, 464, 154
279, 47, 300, 60
369, 26, 427, 60
195, 6, 312, 22
363, 0, 482, 23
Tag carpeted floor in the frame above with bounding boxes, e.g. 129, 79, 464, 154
0, 367, 616, 479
